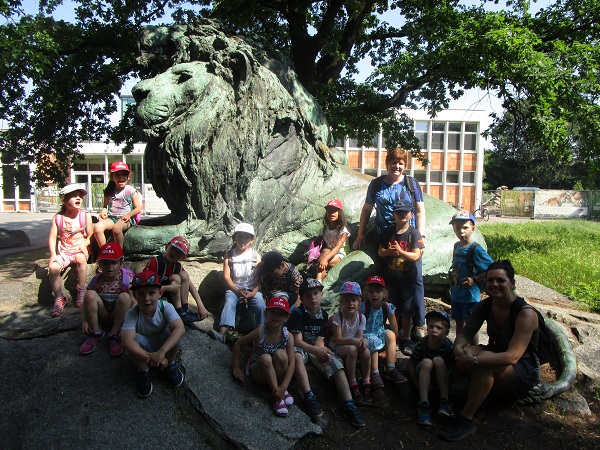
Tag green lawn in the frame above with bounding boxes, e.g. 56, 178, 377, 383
479, 220, 600, 313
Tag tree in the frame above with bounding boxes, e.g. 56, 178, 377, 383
1, 0, 599, 184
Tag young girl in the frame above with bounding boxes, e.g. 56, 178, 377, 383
232, 297, 296, 417
329, 281, 372, 402
360, 276, 407, 388
209, 223, 264, 342
94, 161, 142, 248
48, 184, 93, 317
314, 199, 350, 281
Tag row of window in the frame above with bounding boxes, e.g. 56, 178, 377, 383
360, 169, 476, 184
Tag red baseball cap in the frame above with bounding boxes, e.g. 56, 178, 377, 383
130, 270, 161, 290
109, 161, 130, 173
325, 199, 343, 210
365, 275, 386, 287
169, 236, 190, 256
97, 243, 124, 261
266, 297, 290, 314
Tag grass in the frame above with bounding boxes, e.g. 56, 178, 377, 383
479, 220, 600, 313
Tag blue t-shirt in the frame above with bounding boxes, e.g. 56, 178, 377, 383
366, 175, 424, 232
450, 242, 494, 304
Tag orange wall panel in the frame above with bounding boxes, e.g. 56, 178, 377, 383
463, 153, 477, 171
347, 151, 360, 169
447, 153, 460, 170
429, 152, 444, 170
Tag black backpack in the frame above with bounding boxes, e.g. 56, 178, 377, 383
483, 297, 555, 365
371, 174, 418, 210
448, 242, 486, 292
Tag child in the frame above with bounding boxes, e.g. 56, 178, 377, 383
121, 270, 186, 397
359, 276, 407, 388
81, 242, 135, 356
94, 161, 142, 248
144, 236, 209, 325
209, 223, 264, 343
48, 184, 93, 317
231, 297, 296, 417
286, 278, 366, 427
378, 199, 425, 356
314, 199, 350, 281
329, 281, 372, 402
258, 250, 303, 310
448, 210, 494, 337
408, 310, 455, 426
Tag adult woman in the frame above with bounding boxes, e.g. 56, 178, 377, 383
353, 148, 426, 345
439, 260, 541, 442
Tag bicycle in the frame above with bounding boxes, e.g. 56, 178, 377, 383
474, 202, 490, 221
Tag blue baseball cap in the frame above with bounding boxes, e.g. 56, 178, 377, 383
339, 281, 362, 296
425, 310, 451, 329
449, 210, 476, 225
393, 199, 413, 212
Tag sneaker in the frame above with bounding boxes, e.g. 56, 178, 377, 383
371, 372, 385, 390
438, 398, 454, 418
137, 370, 153, 397
304, 395, 324, 419
343, 403, 366, 428
75, 287, 86, 308
51, 295, 68, 317
180, 310, 199, 325
165, 362, 185, 388
108, 334, 123, 357
80, 331, 105, 355
439, 415, 476, 441
385, 367, 408, 384
273, 399, 288, 417
349, 382, 363, 402
207, 329, 225, 343
362, 382, 373, 402
283, 390, 294, 406
411, 325, 425, 341
417, 401, 432, 426
401, 340, 414, 356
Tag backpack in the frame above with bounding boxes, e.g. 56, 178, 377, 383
483, 297, 555, 365
371, 174, 418, 210
448, 242, 486, 292
324, 310, 364, 347
56, 210, 89, 238
227, 248, 259, 272
154, 254, 182, 282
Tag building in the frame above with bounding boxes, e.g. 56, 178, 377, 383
336, 109, 488, 212
1, 107, 487, 213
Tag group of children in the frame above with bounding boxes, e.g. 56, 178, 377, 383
48, 182, 494, 429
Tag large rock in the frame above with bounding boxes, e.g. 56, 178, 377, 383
0, 228, 30, 249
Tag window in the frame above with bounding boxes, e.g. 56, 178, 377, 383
462, 171, 476, 183
446, 171, 459, 183
415, 121, 429, 132
464, 134, 477, 151
431, 133, 444, 150
348, 137, 359, 147
448, 122, 461, 132
413, 170, 426, 183
121, 96, 135, 119
429, 171, 443, 183
334, 138, 344, 147
465, 123, 478, 133
2, 165, 16, 199
448, 133, 460, 150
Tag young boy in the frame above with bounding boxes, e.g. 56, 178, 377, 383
81, 242, 134, 356
448, 210, 494, 336
378, 199, 425, 356
286, 278, 366, 427
359, 276, 407, 388
258, 250, 303, 310
408, 310, 455, 426
144, 236, 209, 325
121, 270, 186, 397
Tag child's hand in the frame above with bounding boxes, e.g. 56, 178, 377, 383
238, 288, 249, 300
273, 385, 286, 401
147, 350, 166, 367
389, 240, 401, 255
82, 321, 92, 335
198, 306, 209, 320
315, 347, 332, 364
120, 214, 131, 223
79, 242, 89, 258
232, 367, 245, 383
99, 208, 108, 220
316, 254, 328, 271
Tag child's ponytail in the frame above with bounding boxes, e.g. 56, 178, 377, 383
103, 180, 116, 198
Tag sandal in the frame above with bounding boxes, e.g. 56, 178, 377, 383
273, 399, 288, 417
283, 390, 294, 406
75, 287, 86, 308
51, 295, 68, 317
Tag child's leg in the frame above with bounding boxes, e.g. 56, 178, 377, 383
384, 330, 398, 364
164, 344, 180, 366
110, 219, 130, 248
315, 248, 331, 281
248, 292, 266, 327
48, 260, 65, 298
218, 289, 238, 334
82, 291, 108, 334
250, 354, 278, 392
432, 356, 450, 399
74, 253, 88, 289
335, 345, 359, 384
327, 254, 341, 270
169, 273, 183, 309
178, 270, 191, 308
417, 359, 434, 403
271, 348, 289, 384
108, 292, 133, 336
93, 219, 114, 247
359, 339, 371, 381
370, 351, 379, 372
294, 352, 311, 393
332, 370, 353, 401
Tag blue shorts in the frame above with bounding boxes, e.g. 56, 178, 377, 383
451, 301, 478, 321
108, 216, 136, 226
386, 272, 418, 317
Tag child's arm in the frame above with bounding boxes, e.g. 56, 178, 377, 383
99, 195, 109, 219
122, 329, 150, 364
388, 308, 400, 337
274, 333, 296, 400
120, 190, 142, 224
223, 256, 243, 297
293, 333, 334, 363
231, 328, 260, 382
246, 254, 262, 298
79, 213, 93, 258
188, 279, 208, 319
317, 232, 347, 268
48, 217, 59, 263
147, 317, 185, 369
332, 323, 362, 348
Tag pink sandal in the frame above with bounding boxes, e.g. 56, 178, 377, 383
51, 295, 68, 317
75, 287, 86, 308
273, 399, 288, 417
283, 390, 294, 406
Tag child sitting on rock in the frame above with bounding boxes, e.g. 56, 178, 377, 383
258, 250, 303, 310
48, 183, 93, 317
81, 242, 134, 356
122, 270, 186, 397
144, 236, 208, 325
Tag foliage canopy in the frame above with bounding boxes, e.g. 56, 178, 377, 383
1, 0, 599, 184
